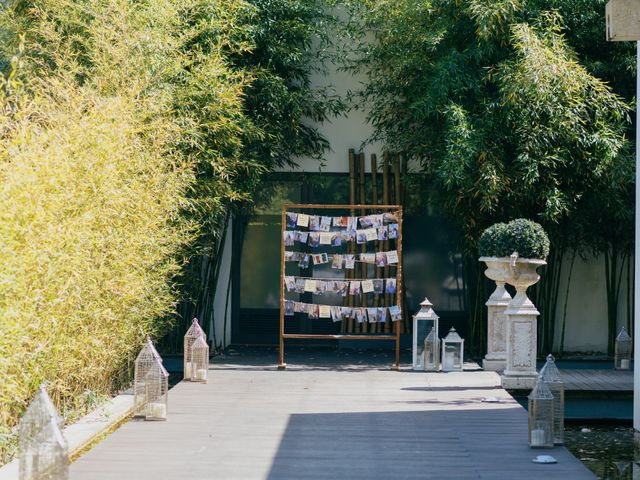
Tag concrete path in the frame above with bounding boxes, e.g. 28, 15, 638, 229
70, 351, 595, 479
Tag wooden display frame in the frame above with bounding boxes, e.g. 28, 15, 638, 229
278, 204, 403, 370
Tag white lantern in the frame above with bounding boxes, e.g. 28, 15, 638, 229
423, 327, 440, 371
145, 359, 169, 421
539, 354, 564, 445
441, 327, 464, 372
412, 298, 439, 370
615, 326, 632, 370
134, 337, 164, 417
190, 336, 209, 383
184, 318, 206, 379
528, 378, 554, 448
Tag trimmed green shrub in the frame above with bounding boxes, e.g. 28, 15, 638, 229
478, 219, 550, 259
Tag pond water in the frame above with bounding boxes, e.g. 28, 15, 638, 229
564, 423, 634, 479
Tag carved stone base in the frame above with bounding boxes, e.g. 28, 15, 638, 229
501, 372, 538, 390
483, 304, 509, 371
483, 358, 507, 371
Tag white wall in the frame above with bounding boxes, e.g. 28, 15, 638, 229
211, 216, 233, 351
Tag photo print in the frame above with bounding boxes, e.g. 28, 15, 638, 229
383, 212, 398, 224
367, 307, 379, 323
361, 253, 375, 264
334, 216, 348, 228
344, 254, 356, 269
283, 230, 295, 247
330, 306, 342, 323
284, 300, 294, 316
365, 228, 378, 242
340, 307, 353, 318
331, 232, 343, 247
386, 250, 399, 264
355, 308, 367, 324
361, 279, 374, 294
347, 217, 358, 231
356, 230, 367, 244
319, 232, 332, 245
312, 253, 328, 265
298, 231, 309, 244
371, 214, 383, 229
294, 301, 306, 313
388, 223, 398, 240
389, 305, 402, 322
295, 279, 305, 294
284, 251, 299, 262
308, 304, 320, 319
377, 226, 389, 241
297, 213, 309, 227
309, 215, 320, 231
378, 307, 387, 323
359, 216, 373, 228
373, 279, 384, 294
315, 280, 326, 295
284, 276, 296, 292
320, 216, 332, 232
325, 281, 338, 294
286, 212, 298, 228
298, 254, 310, 269
385, 278, 397, 294
332, 254, 343, 269
349, 281, 361, 296
308, 232, 320, 248
337, 281, 349, 297
375, 252, 388, 267
319, 305, 331, 318
342, 230, 356, 243
304, 279, 317, 293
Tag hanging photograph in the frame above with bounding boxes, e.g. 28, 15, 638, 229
355, 308, 367, 323
347, 216, 358, 231
349, 281, 361, 296
344, 254, 356, 269
386, 250, 399, 264
284, 251, 296, 262
371, 214, 383, 228
337, 281, 349, 296
295, 279, 305, 294
320, 216, 332, 232
385, 278, 397, 294
362, 279, 374, 293
342, 230, 356, 243
331, 232, 343, 247
361, 253, 375, 264
319, 305, 331, 318
312, 253, 328, 265
388, 223, 398, 239
365, 228, 378, 242
297, 213, 309, 227
377, 226, 389, 241
375, 252, 388, 267
294, 301, 306, 313
284, 276, 296, 292
367, 307, 379, 323
298, 254, 310, 269
383, 212, 398, 224
308, 232, 320, 248
378, 307, 387, 323
359, 216, 373, 228
304, 279, 317, 292
356, 229, 367, 244
298, 231, 309, 244
283, 231, 295, 246
319, 232, 332, 245
330, 306, 342, 323
389, 305, 402, 322
308, 304, 320, 319
332, 254, 343, 269
309, 215, 320, 231
373, 279, 384, 294
284, 300, 294, 316
340, 307, 353, 318
286, 212, 298, 228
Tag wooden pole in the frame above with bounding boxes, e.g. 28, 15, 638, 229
393, 154, 405, 333
382, 153, 391, 333
395, 207, 404, 370
278, 205, 287, 370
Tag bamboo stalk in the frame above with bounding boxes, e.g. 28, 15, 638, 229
347, 149, 356, 334
393, 154, 406, 333
371, 153, 379, 333
382, 152, 391, 334
359, 152, 367, 333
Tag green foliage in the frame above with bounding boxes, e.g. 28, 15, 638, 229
478, 223, 508, 258
479, 219, 550, 259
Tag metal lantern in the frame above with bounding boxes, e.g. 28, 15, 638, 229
134, 337, 163, 417
184, 318, 206, 379
412, 298, 439, 370
190, 336, 209, 383
441, 327, 464, 372
18, 386, 68, 480
528, 378, 554, 448
423, 327, 440, 371
145, 358, 169, 421
539, 354, 564, 445
615, 326, 632, 370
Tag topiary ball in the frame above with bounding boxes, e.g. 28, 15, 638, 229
503, 218, 550, 259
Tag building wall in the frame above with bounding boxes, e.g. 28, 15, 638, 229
211, 216, 233, 351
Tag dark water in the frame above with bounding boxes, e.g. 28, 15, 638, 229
564, 424, 634, 479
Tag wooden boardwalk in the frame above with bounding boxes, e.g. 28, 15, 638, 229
559, 368, 633, 392
70, 351, 594, 479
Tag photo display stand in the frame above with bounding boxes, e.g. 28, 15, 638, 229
279, 204, 403, 370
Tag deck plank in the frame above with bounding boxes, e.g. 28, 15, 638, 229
559, 369, 633, 392
70, 354, 595, 480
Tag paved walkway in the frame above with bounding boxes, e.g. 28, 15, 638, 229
70, 351, 594, 479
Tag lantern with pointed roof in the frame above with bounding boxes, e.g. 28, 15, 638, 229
18, 386, 68, 480
441, 327, 464, 372
412, 298, 439, 370
134, 337, 163, 417
144, 359, 169, 421
539, 354, 564, 445
615, 327, 632, 370
528, 378, 554, 448
423, 327, 440, 371
184, 318, 206, 379
190, 336, 209, 383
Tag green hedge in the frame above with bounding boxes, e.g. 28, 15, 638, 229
478, 219, 550, 259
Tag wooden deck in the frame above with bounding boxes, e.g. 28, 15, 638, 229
559, 368, 633, 392
70, 352, 595, 479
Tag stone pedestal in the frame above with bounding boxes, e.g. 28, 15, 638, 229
500, 258, 546, 390
479, 257, 512, 372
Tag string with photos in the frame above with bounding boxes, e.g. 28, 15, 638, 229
284, 300, 402, 324
284, 250, 399, 269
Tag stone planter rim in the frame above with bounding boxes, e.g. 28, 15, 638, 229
479, 256, 547, 266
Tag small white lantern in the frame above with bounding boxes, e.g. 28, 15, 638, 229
539, 354, 564, 445
412, 298, 439, 370
18, 386, 68, 480
184, 318, 206, 379
145, 358, 169, 421
134, 337, 163, 417
423, 327, 440, 371
615, 327, 632, 370
528, 378, 554, 448
190, 336, 209, 383
441, 327, 464, 372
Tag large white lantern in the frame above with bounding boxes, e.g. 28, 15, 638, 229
423, 327, 440, 371
615, 326, 632, 370
539, 354, 564, 445
528, 378, 554, 448
441, 327, 464, 372
412, 298, 439, 370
